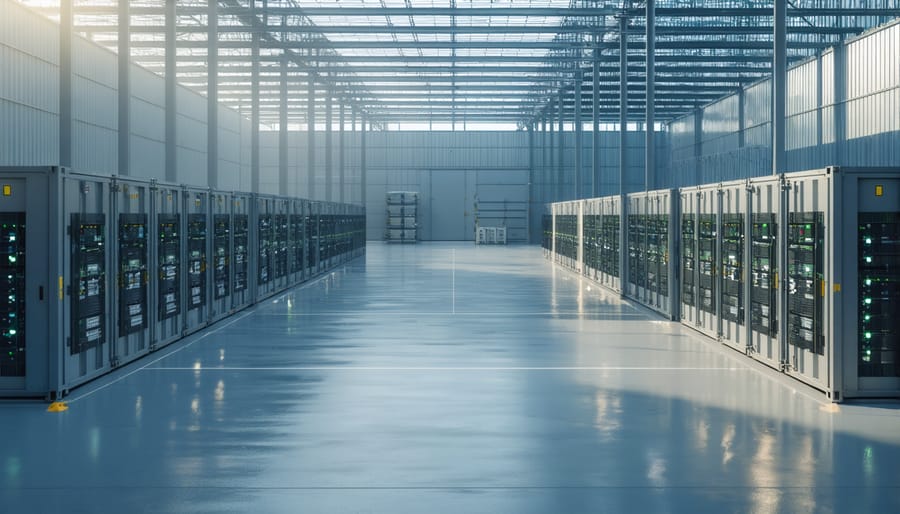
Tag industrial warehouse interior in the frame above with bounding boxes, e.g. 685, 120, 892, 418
2, 0, 900, 512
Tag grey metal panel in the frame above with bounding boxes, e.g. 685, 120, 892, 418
701, 95, 740, 155
1, 1, 59, 63
175, 85, 207, 123
129, 135, 165, 181
130, 66, 164, 106
72, 122, 117, 174
130, 97, 165, 140
176, 148, 207, 186
0, 44, 59, 114
72, 37, 117, 89
71, 76, 117, 131
0, 99, 59, 166
176, 112, 207, 153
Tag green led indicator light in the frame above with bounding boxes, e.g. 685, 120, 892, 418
865, 332, 872, 339
865, 238, 872, 244
806, 224, 811, 229
867, 349, 872, 355
866, 279, 872, 286
865, 256, 873, 263
865, 314, 871, 321
865, 298, 873, 304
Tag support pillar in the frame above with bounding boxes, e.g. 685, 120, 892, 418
60, 0, 72, 168
574, 72, 583, 199
279, 56, 288, 196
645, 0, 655, 191
307, 74, 316, 199
548, 108, 555, 202
339, 100, 345, 203
528, 122, 535, 242
360, 113, 367, 206
249, 0, 260, 193
618, 13, 629, 296
325, 85, 333, 202
693, 108, 703, 185
772, 0, 787, 175
207, 0, 218, 188
118, 0, 130, 175
833, 43, 847, 166
592, 43, 600, 197
541, 116, 548, 206
165, 0, 177, 182
557, 87, 564, 202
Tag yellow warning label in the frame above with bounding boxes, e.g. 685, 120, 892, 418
47, 402, 69, 412
2, 185, 10, 196
875, 185, 884, 196
58, 276, 64, 300
834, 283, 841, 293
820, 279, 826, 297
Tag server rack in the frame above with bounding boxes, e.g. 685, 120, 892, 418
545, 166, 900, 401
0, 167, 366, 399
581, 199, 600, 281
231, 193, 252, 311
256, 196, 275, 299
288, 199, 305, 284
110, 178, 151, 368
625, 190, 678, 319
183, 189, 210, 336
152, 184, 182, 349
210, 191, 232, 323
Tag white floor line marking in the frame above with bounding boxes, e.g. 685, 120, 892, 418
146, 366, 744, 371
250, 312, 649, 317
65, 311, 253, 404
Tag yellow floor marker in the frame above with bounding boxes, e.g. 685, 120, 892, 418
47, 402, 69, 413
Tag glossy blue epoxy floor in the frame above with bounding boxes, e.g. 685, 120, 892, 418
3, 243, 900, 513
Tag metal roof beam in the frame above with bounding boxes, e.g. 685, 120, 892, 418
52, 6, 900, 17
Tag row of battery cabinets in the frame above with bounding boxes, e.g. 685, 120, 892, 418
0, 167, 366, 399
545, 167, 900, 401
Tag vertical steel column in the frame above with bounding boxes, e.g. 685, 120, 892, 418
737, 87, 745, 149
772, 0, 787, 175
279, 56, 288, 196
833, 44, 846, 166
618, 13, 629, 296
693, 108, 703, 185
207, 0, 218, 188
60, 0, 73, 168
307, 72, 316, 199
325, 85, 333, 202
351, 106, 357, 202
557, 87, 564, 202
339, 100, 345, 203
541, 116, 548, 206
645, 0, 655, 191
249, 0, 260, 193
528, 122, 535, 242
360, 114, 367, 207
165, 0, 177, 183
548, 107, 555, 202
592, 43, 600, 197
815, 56, 823, 148
118, 0, 130, 175
574, 72, 583, 199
